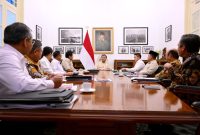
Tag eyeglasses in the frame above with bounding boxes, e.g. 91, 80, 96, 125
32, 40, 35, 45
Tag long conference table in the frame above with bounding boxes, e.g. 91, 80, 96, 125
0, 71, 200, 135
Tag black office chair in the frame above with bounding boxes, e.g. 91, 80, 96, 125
171, 85, 200, 135
158, 79, 172, 88
148, 65, 164, 77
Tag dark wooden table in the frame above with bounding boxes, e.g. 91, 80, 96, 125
0, 71, 199, 135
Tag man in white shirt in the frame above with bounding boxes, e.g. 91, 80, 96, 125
0, 22, 62, 95
95, 54, 111, 70
51, 51, 73, 75
62, 50, 75, 72
122, 53, 145, 72
40, 46, 54, 74
139, 50, 159, 75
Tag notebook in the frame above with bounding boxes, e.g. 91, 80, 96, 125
131, 77, 160, 82
66, 75, 92, 81
0, 89, 74, 104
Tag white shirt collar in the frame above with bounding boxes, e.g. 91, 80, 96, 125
4, 44, 25, 61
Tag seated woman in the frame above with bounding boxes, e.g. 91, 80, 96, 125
95, 54, 111, 70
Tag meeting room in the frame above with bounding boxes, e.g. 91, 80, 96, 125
0, 0, 200, 135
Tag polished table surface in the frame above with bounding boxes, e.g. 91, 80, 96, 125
0, 71, 200, 135
0, 71, 199, 121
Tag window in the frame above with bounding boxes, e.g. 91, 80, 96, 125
0, 5, 2, 47
0, 27, 2, 47
6, 0, 17, 7
0, 0, 22, 47
7, 10, 16, 25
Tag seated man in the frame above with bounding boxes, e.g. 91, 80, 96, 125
169, 34, 200, 105
40, 46, 54, 74
0, 22, 62, 95
156, 49, 181, 79
148, 34, 200, 135
25, 39, 44, 78
122, 53, 145, 72
51, 51, 73, 75
139, 50, 159, 76
96, 54, 111, 70
62, 50, 75, 72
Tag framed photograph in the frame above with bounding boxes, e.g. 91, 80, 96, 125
130, 46, 141, 54
65, 46, 76, 54
92, 27, 114, 54
58, 28, 83, 45
77, 47, 82, 54
118, 46, 129, 54
165, 25, 172, 42
124, 27, 148, 45
53, 46, 64, 54
142, 46, 154, 54
36, 25, 42, 42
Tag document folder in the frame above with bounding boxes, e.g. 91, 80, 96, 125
0, 89, 74, 104
66, 75, 92, 81
131, 77, 160, 82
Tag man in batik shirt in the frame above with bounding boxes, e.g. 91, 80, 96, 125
169, 34, 200, 105
25, 39, 44, 78
156, 49, 181, 80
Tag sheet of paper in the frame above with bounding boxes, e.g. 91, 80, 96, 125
94, 78, 112, 82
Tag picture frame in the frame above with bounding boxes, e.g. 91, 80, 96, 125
118, 46, 129, 54
65, 46, 76, 54
53, 46, 64, 54
142, 46, 154, 54
165, 25, 172, 42
36, 25, 42, 42
92, 27, 114, 54
124, 27, 148, 45
58, 27, 83, 45
130, 46, 141, 54
77, 47, 82, 54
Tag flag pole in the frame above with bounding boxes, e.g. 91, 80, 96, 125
85, 26, 89, 31
84, 26, 95, 81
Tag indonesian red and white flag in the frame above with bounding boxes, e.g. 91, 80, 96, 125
79, 31, 95, 69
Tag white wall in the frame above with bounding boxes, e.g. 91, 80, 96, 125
24, 0, 184, 68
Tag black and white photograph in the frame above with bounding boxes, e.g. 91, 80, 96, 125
124, 27, 148, 45
65, 46, 76, 54
142, 46, 154, 54
53, 46, 64, 54
59, 28, 83, 45
130, 46, 141, 54
93, 27, 114, 54
165, 25, 172, 42
77, 47, 82, 54
36, 25, 42, 42
118, 46, 129, 54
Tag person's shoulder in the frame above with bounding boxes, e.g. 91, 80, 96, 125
39, 57, 45, 62
64, 58, 70, 62
138, 59, 145, 63
52, 59, 60, 64
153, 59, 158, 63
0, 47, 21, 61
51, 59, 56, 64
